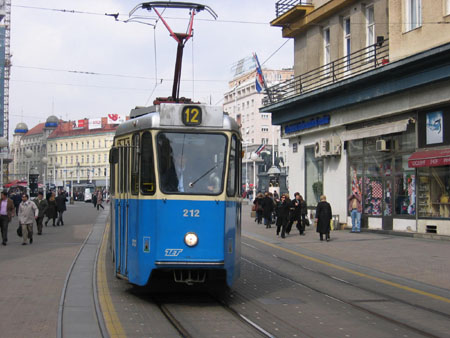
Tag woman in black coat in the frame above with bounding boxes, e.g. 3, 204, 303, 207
45, 193, 58, 226
276, 194, 291, 238
315, 195, 332, 241
253, 193, 264, 224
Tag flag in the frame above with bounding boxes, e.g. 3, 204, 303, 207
253, 53, 266, 93
255, 144, 266, 155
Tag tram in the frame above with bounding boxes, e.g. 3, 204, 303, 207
109, 102, 242, 286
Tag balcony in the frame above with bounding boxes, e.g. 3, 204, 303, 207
271, 0, 314, 27
263, 39, 389, 107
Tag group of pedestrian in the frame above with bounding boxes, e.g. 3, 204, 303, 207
253, 191, 336, 242
0, 189, 68, 246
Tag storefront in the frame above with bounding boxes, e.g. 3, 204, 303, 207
408, 109, 450, 235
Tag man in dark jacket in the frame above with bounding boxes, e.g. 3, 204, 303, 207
315, 195, 332, 241
33, 191, 48, 235
287, 192, 306, 236
262, 192, 275, 228
56, 190, 67, 226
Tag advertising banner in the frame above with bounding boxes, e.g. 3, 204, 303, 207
426, 111, 443, 145
89, 118, 102, 130
0, 26, 5, 137
72, 119, 86, 129
107, 113, 125, 124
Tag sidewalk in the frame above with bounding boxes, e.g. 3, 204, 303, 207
241, 203, 450, 291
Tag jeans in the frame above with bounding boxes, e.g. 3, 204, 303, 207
351, 209, 361, 232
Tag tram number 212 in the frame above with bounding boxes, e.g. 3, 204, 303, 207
182, 106, 202, 126
183, 209, 200, 218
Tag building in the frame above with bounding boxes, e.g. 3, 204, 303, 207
223, 67, 293, 193
9, 116, 118, 193
261, 0, 450, 235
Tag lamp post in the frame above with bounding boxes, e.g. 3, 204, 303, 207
250, 152, 259, 200
41, 157, 48, 194
54, 162, 60, 186
0, 137, 8, 190
25, 149, 33, 195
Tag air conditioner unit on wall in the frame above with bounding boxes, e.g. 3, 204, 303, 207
321, 138, 332, 156
330, 136, 342, 156
314, 139, 323, 158
376, 139, 390, 152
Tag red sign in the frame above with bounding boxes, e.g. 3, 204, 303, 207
408, 148, 450, 168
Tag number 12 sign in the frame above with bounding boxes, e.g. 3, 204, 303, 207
182, 106, 202, 126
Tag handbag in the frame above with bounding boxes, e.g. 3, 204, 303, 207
304, 218, 310, 226
251, 205, 256, 212
17, 225, 22, 237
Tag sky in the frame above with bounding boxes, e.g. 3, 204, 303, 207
8, 0, 293, 140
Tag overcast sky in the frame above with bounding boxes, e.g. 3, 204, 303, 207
8, 0, 293, 139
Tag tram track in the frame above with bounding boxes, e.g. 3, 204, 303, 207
239, 250, 448, 338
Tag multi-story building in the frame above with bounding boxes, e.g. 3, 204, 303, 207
9, 116, 117, 193
261, 0, 450, 235
46, 118, 116, 188
223, 67, 293, 192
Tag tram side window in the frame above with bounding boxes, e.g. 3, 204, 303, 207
227, 135, 237, 196
109, 147, 118, 194
131, 134, 140, 195
141, 132, 156, 195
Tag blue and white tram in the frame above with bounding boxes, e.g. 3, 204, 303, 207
109, 103, 242, 287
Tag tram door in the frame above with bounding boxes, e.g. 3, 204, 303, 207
117, 140, 130, 277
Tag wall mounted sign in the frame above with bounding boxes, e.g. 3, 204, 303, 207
426, 111, 443, 145
284, 115, 330, 134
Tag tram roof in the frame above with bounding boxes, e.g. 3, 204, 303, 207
115, 103, 241, 137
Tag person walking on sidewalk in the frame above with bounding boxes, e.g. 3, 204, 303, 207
262, 192, 274, 228
0, 190, 15, 245
33, 191, 48, 235
96, 190, 104, 210
288, 192, 306, 236
276, 194, 291, 238
253, 193, 264, 224
56, 190, 68, 226
348, 191, 362, 233
18, 194, 38, 245
315, 195, 332, 242
45, 192, 57, 226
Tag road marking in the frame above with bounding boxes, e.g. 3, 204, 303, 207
244, 235, 450, 304
97, 221, 127, 337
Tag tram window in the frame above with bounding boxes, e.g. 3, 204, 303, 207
141, 132, 156, 195
131, 134, 140, 195
157, 132, 226, 195
227, 135, 237, 197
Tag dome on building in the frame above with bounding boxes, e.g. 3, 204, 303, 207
45, 115, 59, 128
14, 122, 28, 134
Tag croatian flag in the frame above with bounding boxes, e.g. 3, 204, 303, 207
253, 53, 265, 93
255, 144, 266, 155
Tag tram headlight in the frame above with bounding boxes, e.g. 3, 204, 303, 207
184, 232, 198, 247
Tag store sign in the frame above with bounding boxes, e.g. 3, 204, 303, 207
284, 115, 330, 134
408, 149, 450, 168
426, 111, 443, 145
89, 118, 102, 130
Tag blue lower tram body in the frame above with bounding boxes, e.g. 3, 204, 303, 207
112, 197, 241, 287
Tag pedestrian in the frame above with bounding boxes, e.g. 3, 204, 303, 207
18, 194, 38, 245
56, 190, 68, 226
13, 192, 21, 216
253, 193, 264, 224
276, 193, 291, 238
287, 192, 306, 236
45, 192, 57, 226
92, 192, 97, 208
96, 190, 104, 210
262, 192, 274, 228
315, 195, 332, 242
348, 191, 362, 233
33, 191, 48, 235
0, 190, 15, 245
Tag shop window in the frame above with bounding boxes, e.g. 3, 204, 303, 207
305, 147, 323, 207
418, 166, 450, 218
364, 155, 383, 215
394, 155, 416, 216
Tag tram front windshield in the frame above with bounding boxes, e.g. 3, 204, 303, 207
157, 132, 227, 195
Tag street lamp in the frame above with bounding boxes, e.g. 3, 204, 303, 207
41, 157, 48, 194
0, 137, 8, 190
250, 152, 259, 200
25, 149, 33, 194
54, 162, 60, 186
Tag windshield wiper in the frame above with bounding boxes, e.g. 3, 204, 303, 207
188, 163, 220, 188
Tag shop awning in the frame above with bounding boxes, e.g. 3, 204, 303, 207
341, 118, 412, 141
408, 148, 450, 168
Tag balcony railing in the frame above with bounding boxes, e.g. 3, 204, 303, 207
263, 39, 389, 107
275, 0, 313, 17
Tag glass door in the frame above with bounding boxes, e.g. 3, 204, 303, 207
382, 178, 393, 230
